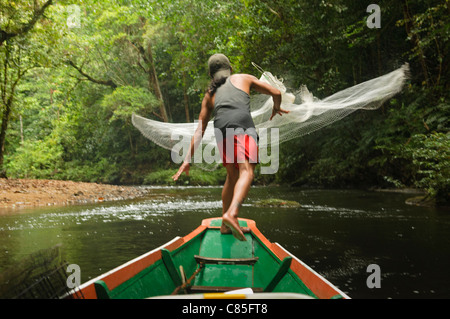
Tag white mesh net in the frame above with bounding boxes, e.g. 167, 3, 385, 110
132, 63, 409, 172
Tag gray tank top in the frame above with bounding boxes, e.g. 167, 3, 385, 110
213, 77, 257, 142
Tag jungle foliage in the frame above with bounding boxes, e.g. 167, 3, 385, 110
1, 0, 448, 204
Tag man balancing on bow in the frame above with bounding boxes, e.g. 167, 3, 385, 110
172, 54, 289, 241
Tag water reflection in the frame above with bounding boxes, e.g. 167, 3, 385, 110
0, 186, 449, 299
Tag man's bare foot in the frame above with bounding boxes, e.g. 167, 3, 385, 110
222, 213, 247, 241
220, 224, 250, 235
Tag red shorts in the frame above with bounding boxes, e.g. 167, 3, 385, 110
217, 134, 258, 168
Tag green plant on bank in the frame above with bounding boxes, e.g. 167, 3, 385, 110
5, 135, 64, 179
403, 133, 449, 204
375, 132, 449, 205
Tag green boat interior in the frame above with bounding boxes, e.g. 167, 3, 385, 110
91, 219, 329, 299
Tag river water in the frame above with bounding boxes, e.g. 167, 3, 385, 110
0, 186, 449, 299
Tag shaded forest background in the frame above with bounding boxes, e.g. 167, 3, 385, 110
0, 0, 448, 204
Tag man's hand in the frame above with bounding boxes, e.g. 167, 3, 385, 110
172, 162, 190, 181
270, 105, 290, 120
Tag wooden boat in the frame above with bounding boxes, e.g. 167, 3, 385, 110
68, 218, 350, 299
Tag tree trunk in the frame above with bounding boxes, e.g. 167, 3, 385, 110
182, 70, 190, 122
0, 99, 12, 176
19, 115, 23, 144
0, 41, 27, 175
146, 41, 169, 122
401, 0, 429, 86
179, 40, 190, 123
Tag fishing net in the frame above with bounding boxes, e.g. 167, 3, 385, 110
132, 63, 409, 171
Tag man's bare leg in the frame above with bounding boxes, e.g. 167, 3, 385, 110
222, 160, 256, 241
221, 165, 251, 235
220, 164, 238, 234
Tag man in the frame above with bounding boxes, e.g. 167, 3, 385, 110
172, 54, 288, 241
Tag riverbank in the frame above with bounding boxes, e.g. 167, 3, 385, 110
0, 178, 150, 210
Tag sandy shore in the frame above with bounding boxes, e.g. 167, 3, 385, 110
0, 178, 150, 210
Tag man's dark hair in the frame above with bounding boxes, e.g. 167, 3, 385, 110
208, 76, 228, 95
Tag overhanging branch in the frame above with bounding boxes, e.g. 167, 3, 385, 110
66, 60, 117, 89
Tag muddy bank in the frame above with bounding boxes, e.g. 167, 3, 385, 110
0, 178, 150, 210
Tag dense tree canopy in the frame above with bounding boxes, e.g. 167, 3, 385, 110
1, 0, 448, 204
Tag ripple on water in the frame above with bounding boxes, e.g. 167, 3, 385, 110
0, 199, 223, 231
